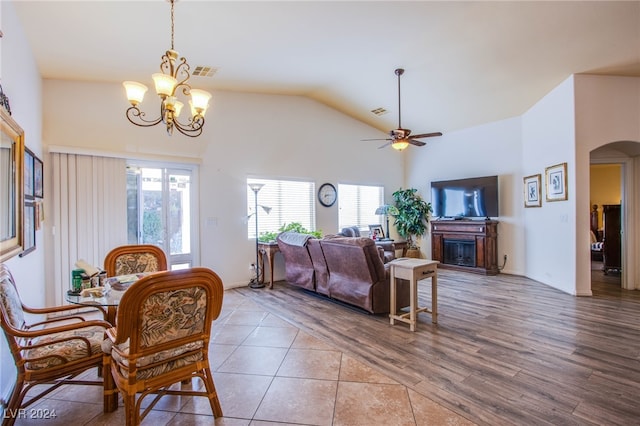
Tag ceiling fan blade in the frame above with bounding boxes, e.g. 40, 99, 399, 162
378, 141, 392, 149
410, 132, 443, 139
361, 138, 392, 141
408, 139, 426, 147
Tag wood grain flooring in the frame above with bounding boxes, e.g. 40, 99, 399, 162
235, 265, 640, 426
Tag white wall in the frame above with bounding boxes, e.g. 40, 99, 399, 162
42, 80, 405, 288
0, 0, 45, 408
405, 116, 524, 275
522, 76, 578, 294
574, 75, 640, 292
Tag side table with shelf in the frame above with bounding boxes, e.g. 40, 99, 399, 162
389, 258, 439, 331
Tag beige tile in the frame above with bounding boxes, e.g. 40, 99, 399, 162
241, 326, 298, 348
181, 372, 272, 420
209, 343, 239, 370
223, 309, 269, 326
13, 399, 109, 426
277, 348, 341, 381
291, 331, 336, 350
333, 382, 415, 426
339, 354, 399, 384
217, 346, 288, 376
254, 377, 337, 425
168, 413, 250, 425
408, 388, 477, 426
259, 313, 296, 328
250, 421, 302, 426
210, 324, 256, 345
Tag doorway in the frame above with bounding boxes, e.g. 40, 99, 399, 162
126, 163, 199, 269
590, 141, 640, 291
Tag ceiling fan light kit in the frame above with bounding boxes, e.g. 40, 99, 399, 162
123, 0, 212, 138
363, 68, 443, 151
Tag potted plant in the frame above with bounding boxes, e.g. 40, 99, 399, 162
391, 188, 433, 257
258, 222, 322, 243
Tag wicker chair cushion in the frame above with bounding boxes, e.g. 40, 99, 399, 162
114, 253, 161, 275
107, 286, 208, 380
24, 326, 106, 370
0, 276, 26, 329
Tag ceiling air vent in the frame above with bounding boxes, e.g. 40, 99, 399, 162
192, 66, 218, 77
371, 107, 387, 116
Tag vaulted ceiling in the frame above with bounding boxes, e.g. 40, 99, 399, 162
11, 1, 640, 136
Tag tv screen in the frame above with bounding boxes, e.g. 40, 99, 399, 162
431, 175, 499, 219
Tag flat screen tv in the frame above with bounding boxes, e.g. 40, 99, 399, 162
431, 175, 499, 219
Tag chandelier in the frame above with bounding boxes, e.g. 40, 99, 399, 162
123, 0, 212, 137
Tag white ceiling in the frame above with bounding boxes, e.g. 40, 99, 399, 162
10, 0, 640, 136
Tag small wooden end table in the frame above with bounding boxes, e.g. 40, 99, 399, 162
258, 242, 280, 289
389, 258, 439, 331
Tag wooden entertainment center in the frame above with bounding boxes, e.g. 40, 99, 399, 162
431, 219, 499, 275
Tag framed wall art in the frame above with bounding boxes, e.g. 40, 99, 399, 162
24, 148, 34, 198
34, 155, 43, 198
19, 200, 35, 257
545, 162, 568, 202
523, 174, 541, 207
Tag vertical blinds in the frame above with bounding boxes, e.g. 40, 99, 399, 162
247, 178, 316, 238
338, 184, 384, 233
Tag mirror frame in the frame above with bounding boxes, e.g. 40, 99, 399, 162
0, 107, 24, 262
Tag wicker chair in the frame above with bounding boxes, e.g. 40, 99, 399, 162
102, 268, 224, 424
103, 244, 168, 277
0, 264, 111, 426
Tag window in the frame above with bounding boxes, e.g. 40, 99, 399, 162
247, 178, 315, 238
338, 184, 384, 233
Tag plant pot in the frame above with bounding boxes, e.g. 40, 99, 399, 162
405, 248, 421, 258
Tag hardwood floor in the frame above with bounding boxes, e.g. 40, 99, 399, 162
236, 267, 640, 426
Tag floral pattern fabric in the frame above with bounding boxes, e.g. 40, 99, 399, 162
109, 286, 208, 380
24, 326, 106, 370
114, 253, 161, 276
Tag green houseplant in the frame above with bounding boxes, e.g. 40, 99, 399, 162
258, 222, 322, 243
391, 188, 433, 251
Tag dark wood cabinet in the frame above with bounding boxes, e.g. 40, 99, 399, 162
602, 204, 621, 274
431, 220, 499, 275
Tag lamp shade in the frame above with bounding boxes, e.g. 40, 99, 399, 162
152, 73, 177, 97
123, 81, 148, 106
392, 139, 409, 151
190, 89, 212, 115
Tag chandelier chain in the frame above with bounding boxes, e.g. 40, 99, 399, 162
170, 0, 175, 50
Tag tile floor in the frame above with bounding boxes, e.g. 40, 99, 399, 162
13, 290, 475, 425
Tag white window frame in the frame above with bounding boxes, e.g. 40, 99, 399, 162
338, 183, 384, 235
247, 177, 316, 239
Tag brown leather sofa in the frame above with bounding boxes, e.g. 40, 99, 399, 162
277, 232, 409, 314
340, 226, 396, 263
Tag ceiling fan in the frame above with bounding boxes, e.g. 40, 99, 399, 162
363, 68, 442, 151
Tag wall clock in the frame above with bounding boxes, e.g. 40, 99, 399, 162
318, 183, 337, 207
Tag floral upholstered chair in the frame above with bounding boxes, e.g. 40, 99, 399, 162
0, 264, 111, 426
103, 244, 167, 277
102, 268, 224, 424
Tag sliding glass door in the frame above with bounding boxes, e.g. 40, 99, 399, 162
127, 163, 198, 270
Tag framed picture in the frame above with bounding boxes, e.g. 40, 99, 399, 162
545, 162, 568, 202
19, 200, 36, 257
523, 174, 541, 207
24, 149, 34, 198
368, 224, 384, 239
34, 155, 43, 198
